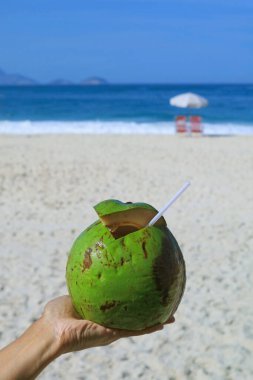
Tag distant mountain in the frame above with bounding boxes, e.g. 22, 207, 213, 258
0, 68, 38, 85
0, 67, 108, 86
80, 76, 108, 85
48, 78, 74, 86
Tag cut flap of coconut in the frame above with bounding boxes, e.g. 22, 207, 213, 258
94, 199, 166, 239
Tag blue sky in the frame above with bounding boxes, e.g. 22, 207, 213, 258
0, 0, 252, 83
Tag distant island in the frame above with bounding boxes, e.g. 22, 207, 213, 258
0, 68, 108, 86
0, 68, 38, 85
80, 77, 108, 86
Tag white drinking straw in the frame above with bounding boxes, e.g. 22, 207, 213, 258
147, 181, 191, 227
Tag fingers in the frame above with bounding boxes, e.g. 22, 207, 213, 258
135, 324, 164, 335
118, 325, 162, 338
114, 316, 175, 339
165, 316, 175, 324
138, 315, 175, 334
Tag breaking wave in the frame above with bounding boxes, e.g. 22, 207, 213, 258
0, 120, 252, 135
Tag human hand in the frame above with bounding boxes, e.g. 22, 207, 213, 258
42, 295, 175, 355
0, 295, 174, 380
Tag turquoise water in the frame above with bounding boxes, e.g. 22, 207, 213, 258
0, 84, 252, 134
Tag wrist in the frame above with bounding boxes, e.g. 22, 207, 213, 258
21, 316, 61, 379
0, 316, 62, 380
37, 315, 63, 360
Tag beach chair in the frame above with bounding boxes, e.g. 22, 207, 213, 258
190, 116, 203, 134
175, 115, 187, 134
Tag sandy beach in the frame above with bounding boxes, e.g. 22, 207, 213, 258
0, 134, 252, 380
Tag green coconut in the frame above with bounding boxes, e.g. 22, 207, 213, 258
66, 199, 186, 330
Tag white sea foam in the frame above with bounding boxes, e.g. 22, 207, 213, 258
0, 120, 252, 135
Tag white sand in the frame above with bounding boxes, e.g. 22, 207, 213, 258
0, 134, 252, 380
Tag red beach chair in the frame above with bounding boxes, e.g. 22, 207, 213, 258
175, 115, 187, 134
190, 116, 203, 134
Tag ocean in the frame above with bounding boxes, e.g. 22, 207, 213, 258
0, 84, 252, 135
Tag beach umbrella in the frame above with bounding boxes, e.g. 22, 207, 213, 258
169, 92, 208, 109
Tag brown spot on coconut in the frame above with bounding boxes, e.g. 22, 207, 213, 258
82, 248, 92, 271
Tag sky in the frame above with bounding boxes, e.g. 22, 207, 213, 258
0, 0, 252, 83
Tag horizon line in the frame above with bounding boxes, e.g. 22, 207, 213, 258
0, 82, 253, 86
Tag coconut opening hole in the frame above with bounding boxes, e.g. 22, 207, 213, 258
110, 224, 140, 239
